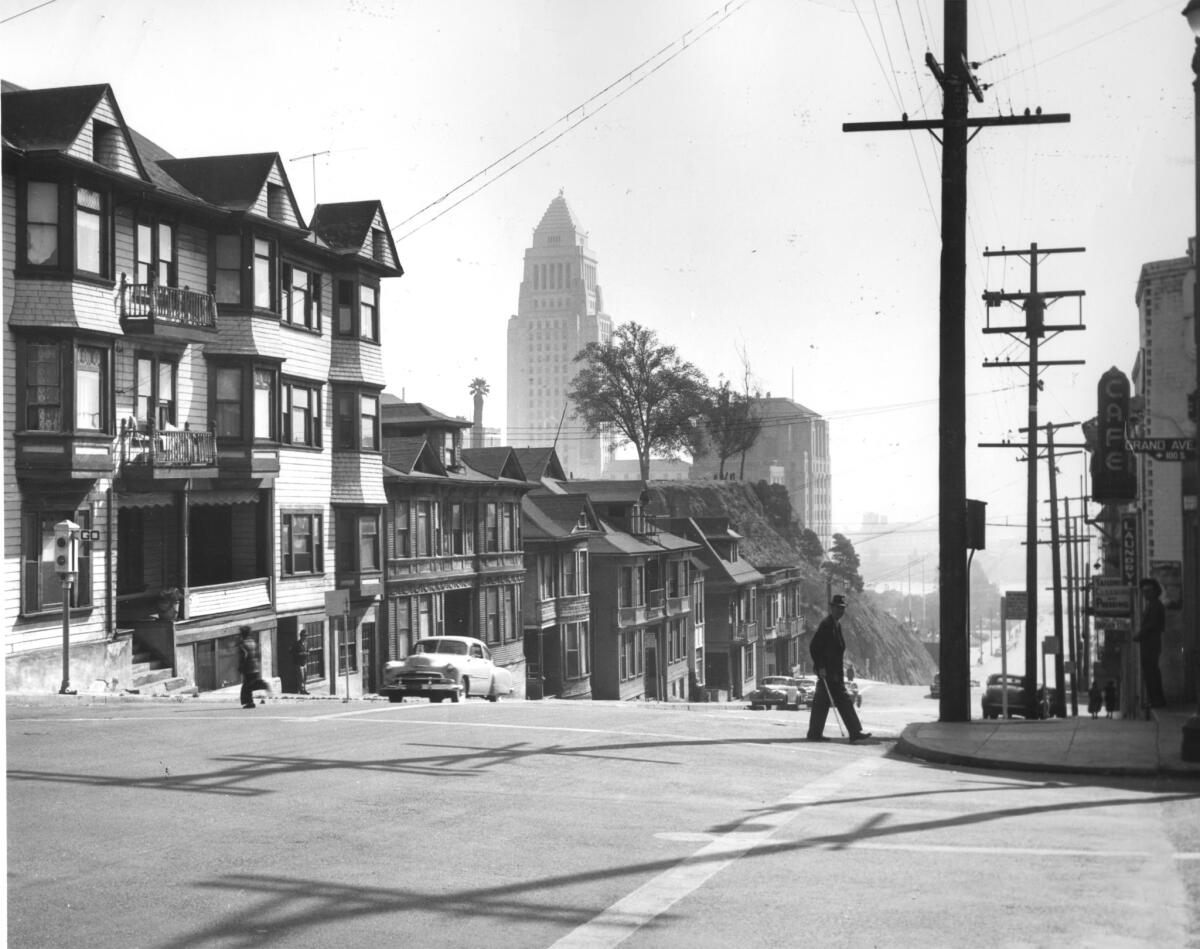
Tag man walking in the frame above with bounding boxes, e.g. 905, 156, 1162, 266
806, 594, 871, 742
1133, 577, 1166, 708
238, 626, 273, 709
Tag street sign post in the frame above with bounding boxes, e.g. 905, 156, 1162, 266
324, 589, 351, 703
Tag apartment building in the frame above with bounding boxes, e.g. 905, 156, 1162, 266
3, 82, 401, 696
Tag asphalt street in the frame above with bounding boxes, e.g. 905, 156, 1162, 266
7, 685, 1200, 949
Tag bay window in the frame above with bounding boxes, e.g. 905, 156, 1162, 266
334, 388, 379, 451
282, 511, 323, 576
25, 181, 60, 266
282, 380, 321, 447
20, 339, 109, 434
283, 263, 321, 331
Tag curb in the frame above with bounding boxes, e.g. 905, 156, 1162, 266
892, 731, 1160, 779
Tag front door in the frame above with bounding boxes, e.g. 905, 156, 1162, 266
645, 645, 659, 700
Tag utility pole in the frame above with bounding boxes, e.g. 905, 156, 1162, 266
843, 2, 1069, 722
1045, 425, 1066, 717
980, 245, 1085, 718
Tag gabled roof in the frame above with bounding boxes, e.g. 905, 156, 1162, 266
752, 396, 822, 421
522, 493, 602, 541
566, 480, 648, 505
155, 153, 303, 226
671, 516, 764, 587
382, 437, 446, 477
512, 447, 567, 482
310, 200, 403, 275
460, 447, 526, 482
1, 82, 150, 181
381, 395, 472, 430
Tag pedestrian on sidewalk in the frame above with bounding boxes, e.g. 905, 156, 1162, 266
237, 627, 272, 709
1133, 577, 1167, 708
291, 631, 310, 695
1103, 680, 1118, 719
1087, 681, 1102, 719
806, 594, 871, 743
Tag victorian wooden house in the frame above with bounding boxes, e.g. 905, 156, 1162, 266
379, 401, 530, 692
3, 81, 402, 697
564, 482, 699, 702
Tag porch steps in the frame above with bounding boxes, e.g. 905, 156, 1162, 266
129, 655, 195, 697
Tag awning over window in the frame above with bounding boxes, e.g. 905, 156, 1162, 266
117, 492, 175, 510
188, 489, 262, 507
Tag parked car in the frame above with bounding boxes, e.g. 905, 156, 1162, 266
746, 675, 801, 711
980, 673, 1054, 719
380, 636, 513, 704
794, 676, 819, 707
930, 674, 941, 698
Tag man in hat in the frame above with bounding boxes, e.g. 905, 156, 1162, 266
806, 594, 871, 742
1133, 577, 1166, 708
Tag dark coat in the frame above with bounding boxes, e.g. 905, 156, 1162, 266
809, 614, 846, 684
238, 637, 262, 677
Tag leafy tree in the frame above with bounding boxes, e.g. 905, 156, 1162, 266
568, 322, 708, 480
796, 527, 825, 571
752, 481, 794, 532
702, 379, 762, 478
822, 532, 864, 594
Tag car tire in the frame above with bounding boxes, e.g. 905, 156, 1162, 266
487, 676, 500, 702
430, 696, 444, 704
387, 694, 404, 704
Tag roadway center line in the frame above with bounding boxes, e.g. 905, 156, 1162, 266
548, 755, 879, 949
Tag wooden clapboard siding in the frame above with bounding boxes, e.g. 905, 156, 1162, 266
329, 338, 385, 386
113, 205, 135, 277
2, 175, 18, 641
2, 177, 14, 319
176, 224, 208, 290
332, 453, 385, 506
278, 328, 329, 381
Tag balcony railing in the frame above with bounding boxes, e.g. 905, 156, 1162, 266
115, 273, 217, 330
120, 420, 217, 471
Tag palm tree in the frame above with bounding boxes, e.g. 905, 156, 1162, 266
469, 377, 489, 448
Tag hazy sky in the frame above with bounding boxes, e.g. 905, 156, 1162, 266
2, 0, 1191, 585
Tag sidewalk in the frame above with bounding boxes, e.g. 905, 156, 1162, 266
897, 703, 1200, 778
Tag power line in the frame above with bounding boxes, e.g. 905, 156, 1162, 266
393, 0, 751, 243
0, 0, 58, 26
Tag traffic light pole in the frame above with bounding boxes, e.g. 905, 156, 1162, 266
59, 577, 76, 696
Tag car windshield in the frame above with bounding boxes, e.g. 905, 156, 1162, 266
413, 639, 469, 656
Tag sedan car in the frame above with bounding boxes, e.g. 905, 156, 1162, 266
980, 673, 1054, 719
746, 675, 801, 711
380, 636, 514, 704
794, 676, 819, 707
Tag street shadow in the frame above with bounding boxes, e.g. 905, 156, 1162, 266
151, 774, 1200, 948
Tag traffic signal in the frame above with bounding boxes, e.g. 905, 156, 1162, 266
53, 520, 79, 576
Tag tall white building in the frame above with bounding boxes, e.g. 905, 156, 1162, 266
506, 192, 611, 479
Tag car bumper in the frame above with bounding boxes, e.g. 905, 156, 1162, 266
380, 681, 461, 698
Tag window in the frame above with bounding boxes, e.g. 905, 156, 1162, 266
565, 621, 589, 678
75, 345, 104, 430
302, 620, 324, 680
619, 630, 643, 681
253, 238, 275, 310
392, 597, 411, 658
337, 508, 381, 575
413, 500, 440, 557
359, 284, 379, 342
22, 508, 93, 613
563, 551, 576, 596
336, 281, 354, 336
26, 181, 60, 266
24, 342, 61, 431
282, 381, 321, 447
74, 187, 103, 275
253, 368, 276, 440
283, 264, 321, 331
282, 512, 323, 576
371, 227, 385, 263
214, 366, 242, 437
503, 586, 517, 642
485, 587, 500, 644
359, 513, 380, 571
416, 594, 435, 638
538, 554, 554, 600
619, 564, 645, 609
394, 500, 410, 558
136, 221, 175, 287
135, 355, 177, 430
215, 235, 241, 304
441, 502, 468, 555
485, 503, 498, 552
334, 389, 379, 451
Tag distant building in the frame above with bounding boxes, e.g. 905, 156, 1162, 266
690, 396, 831, 547
506, 191, 612, 479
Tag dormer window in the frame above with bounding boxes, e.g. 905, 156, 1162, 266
268, 183, 286, 222
92, 120, 120, 168
371, 227, 385, 263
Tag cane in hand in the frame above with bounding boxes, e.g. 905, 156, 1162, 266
819, 673, 845, 737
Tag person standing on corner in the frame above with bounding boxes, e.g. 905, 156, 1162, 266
291, 631, 310, 695
806, 594, 871, 742
238, 626, 272, 709
1133, 577, 1167, 709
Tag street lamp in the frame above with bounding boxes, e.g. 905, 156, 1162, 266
1183, 0, 1200, 761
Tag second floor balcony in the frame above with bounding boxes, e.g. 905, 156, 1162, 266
115, 273, 218, 341
730, 620, 759, 643
119, 421, 219, 482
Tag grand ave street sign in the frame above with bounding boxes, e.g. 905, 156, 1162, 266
1126, 437, 1196, 461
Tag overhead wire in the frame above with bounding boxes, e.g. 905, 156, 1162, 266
392, 0, 751, 243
